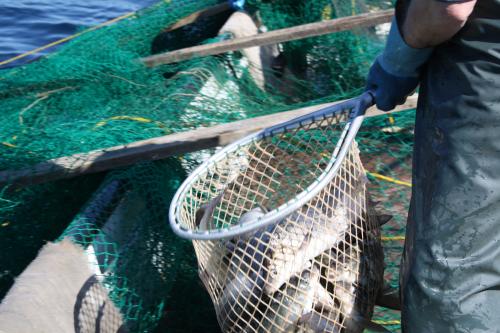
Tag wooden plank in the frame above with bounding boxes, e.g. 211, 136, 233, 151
0, 95, 417, 187
142, 10, 393, 67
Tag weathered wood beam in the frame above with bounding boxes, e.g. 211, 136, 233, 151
142, 9, 394, 67
0, 95, 416, 188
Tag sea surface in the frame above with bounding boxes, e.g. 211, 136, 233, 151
0, 0, 157, 68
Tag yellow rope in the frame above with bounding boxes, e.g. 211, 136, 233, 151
321, 5, 333, 20
367, 171, 412, 187
382, 235, 405, 241
319, 152, 411, 187
95, 115, 154, 127
1, 142, 17, 148
95, 115, 168, 132
373, 319, 401, 325
0, 11, 135, 67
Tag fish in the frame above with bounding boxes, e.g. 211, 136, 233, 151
218, 209, 275, 332
264, 205, 349, 295
278, 286, 389, 333
219, 268, 265, 333
322, 230, 387, 333
296, 310, 342, 333
224, 205, 268, 255
195, 193, 235, 289
200, 205, 269, 287
365, 192, 393, 230
238, 206, 267, 226
195, 192, 224, 231
324, 164, 368, 216
259, 265, 338, 333
322, 153, 393, 233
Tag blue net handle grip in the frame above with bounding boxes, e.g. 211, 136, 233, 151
352, 90, 375, 118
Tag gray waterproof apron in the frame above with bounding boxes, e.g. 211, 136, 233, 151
401, 1, 500, 332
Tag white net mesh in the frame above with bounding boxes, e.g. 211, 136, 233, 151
174, 103, 383, 332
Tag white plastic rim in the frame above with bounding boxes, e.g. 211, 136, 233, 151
168, 92, 374, 240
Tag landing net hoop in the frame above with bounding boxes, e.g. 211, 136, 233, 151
169, 92, 374, 241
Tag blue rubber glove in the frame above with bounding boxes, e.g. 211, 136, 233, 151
228, 0, 245, 11
366, 17, 433, 111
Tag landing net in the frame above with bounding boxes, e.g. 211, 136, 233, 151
171, 95, 384, 331
0, 0, 409, 332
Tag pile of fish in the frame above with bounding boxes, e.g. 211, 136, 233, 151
195, 174, 394, 333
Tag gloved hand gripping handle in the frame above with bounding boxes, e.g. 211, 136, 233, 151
352, 91, 375, 118
366, 16, 433, 111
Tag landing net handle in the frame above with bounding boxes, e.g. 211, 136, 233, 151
168, 92, 374, 241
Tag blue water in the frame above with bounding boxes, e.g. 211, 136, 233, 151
0, 0, 158, 68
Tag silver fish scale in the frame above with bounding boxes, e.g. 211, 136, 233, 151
264, 206, 349, 295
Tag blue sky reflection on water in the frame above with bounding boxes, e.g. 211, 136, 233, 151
0, 0, 158, 68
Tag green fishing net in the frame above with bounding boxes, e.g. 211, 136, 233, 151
0, 0, 410, 331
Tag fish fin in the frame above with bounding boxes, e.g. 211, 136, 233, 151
196, 192, 224, 230
312, 284, 335, 311
298, 231, 312, 252
258, 204, 269, 214
297, 312, 312, 325
375, 284, 400, 310
376, 214, 393, 227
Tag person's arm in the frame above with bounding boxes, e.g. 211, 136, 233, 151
403, 0, 477, 48
366, 0, 477, 111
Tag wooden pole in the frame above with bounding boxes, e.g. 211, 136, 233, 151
0, 95, 417, 188
142, 9, 393, 67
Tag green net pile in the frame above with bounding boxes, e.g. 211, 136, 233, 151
0, 0, 413, 331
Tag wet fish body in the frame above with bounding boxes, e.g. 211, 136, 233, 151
322, 232, 385, 333
219, 210, 274, 332
264, 206, 349, 294
195, 192, 224, 231
219, 269, 265, 332
206, 171, 386, 332
259, 266, 337, 333
296, 311, 342, 333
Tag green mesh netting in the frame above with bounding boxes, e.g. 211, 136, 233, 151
359, 109, 414, 332
0, 0, 411, 331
